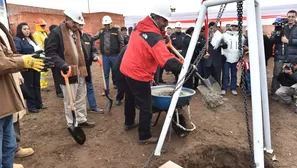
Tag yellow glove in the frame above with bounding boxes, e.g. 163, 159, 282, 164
22, 54, 45, 72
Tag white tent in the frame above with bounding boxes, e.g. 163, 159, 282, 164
125, 3, 297, 28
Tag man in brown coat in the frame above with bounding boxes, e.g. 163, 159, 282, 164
0, 35, 46, 167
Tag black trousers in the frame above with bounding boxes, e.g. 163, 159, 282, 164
123, 76, 152, 140
203, 64, 222, 85
21, 69, 43, 110
183, 73, 195, 89
159, 68, 164, 81
154, 66, 160, 85
51, 68, 62, 95
116, 85, 125, 101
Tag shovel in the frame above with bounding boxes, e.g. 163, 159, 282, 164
97, 59, 113, 114
168, 43, 221, 93
61, 66, 86, 145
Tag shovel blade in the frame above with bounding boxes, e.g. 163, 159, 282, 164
68, 126, 86, 145
205, 75, 221, 93
106, 99, 113, 115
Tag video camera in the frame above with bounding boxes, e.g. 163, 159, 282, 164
284, 63, 294, 71
273, 17, 288, 32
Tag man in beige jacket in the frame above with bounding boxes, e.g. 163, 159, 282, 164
0, 30, 47, 168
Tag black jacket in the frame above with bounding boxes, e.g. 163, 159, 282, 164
45, 26, 85, 85
277, 71, 297, 87
170, 32, 186, 50
181, 34, 201, 64
14, 36, 35, 54
123, 35, 130, 45
271, 24, 297, 62
270, 31, 287, 61
81, 32, 98, 82
285, 24, 297, 62
114, 46, 127, 84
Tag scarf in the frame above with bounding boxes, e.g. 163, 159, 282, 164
60, 23, 87, 77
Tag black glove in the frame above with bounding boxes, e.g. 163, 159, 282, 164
221, 42, 228, 49
60, 63, 69, 74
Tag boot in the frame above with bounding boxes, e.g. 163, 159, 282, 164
139, 137, 159, 145
13, 163, 24, 168
15, 147, 34, 158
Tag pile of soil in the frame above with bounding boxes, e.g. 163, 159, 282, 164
180, 145, 275, 168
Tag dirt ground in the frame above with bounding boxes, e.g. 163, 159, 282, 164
15, 59, 297, 168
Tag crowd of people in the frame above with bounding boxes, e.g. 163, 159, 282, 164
0, 2, 296, 167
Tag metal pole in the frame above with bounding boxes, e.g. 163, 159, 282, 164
87, 0, 91, 13
255, 1, 273, 154
154, 0, 245, 156
246, 0, 265, 167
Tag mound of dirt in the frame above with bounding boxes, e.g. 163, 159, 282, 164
180, 145, 275, 168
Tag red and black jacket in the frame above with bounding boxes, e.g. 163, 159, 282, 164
120, 16, 183, 82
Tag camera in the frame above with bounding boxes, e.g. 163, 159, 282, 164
273, 18, 288, 32
284, 63, 294, 71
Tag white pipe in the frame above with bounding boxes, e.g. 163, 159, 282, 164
203, 0, 241, 7
255, 1, 273, 154
154, 3, 208, 156
246, 0, 265, 167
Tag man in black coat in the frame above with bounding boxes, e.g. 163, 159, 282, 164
203, 22, 226, 84
45, 10, 95, 128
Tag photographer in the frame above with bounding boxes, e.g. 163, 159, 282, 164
270, 10, 297, 100
275, 58, 297, 113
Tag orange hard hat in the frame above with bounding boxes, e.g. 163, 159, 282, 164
35, 18, 46, 25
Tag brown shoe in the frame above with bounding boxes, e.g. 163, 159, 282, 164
139, 137, 159, 145
13, 163, 24, 168
124, 123, 138, 131
78, 121, 96, 128
15, 147, 34, 158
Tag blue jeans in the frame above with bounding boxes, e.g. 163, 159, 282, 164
245, 70, 251, 94
0, 115, 17, 168
222, 62, 238, 91
102, 55, 118, 92
86, 76, 97, 110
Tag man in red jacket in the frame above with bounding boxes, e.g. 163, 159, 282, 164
120, 4, 183, 144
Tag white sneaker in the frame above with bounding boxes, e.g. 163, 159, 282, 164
221, 90, 226, 95
231, 90, 238, 95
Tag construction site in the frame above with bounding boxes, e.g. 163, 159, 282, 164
0, 0, 297, 168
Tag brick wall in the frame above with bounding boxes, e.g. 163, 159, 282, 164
7, 4, 125, 37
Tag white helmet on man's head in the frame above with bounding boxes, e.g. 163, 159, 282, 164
150, 3, 172, 21
230, 20, 238, 26
102, 15, 112, 25
64, 10, 85, 25
175, 22, 182, 28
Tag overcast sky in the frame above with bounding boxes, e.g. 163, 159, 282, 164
5, 0, 295, 16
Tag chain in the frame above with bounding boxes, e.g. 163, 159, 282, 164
141, 121, 173, 168
236, 1, 256, 168
174, 4, 227, 92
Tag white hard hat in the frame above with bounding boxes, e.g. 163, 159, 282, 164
102, 15, 112, 25
150, 3, 172, 21
175, 22, 182, 28
231, 21, 238, 26
64, 10, 85, 25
